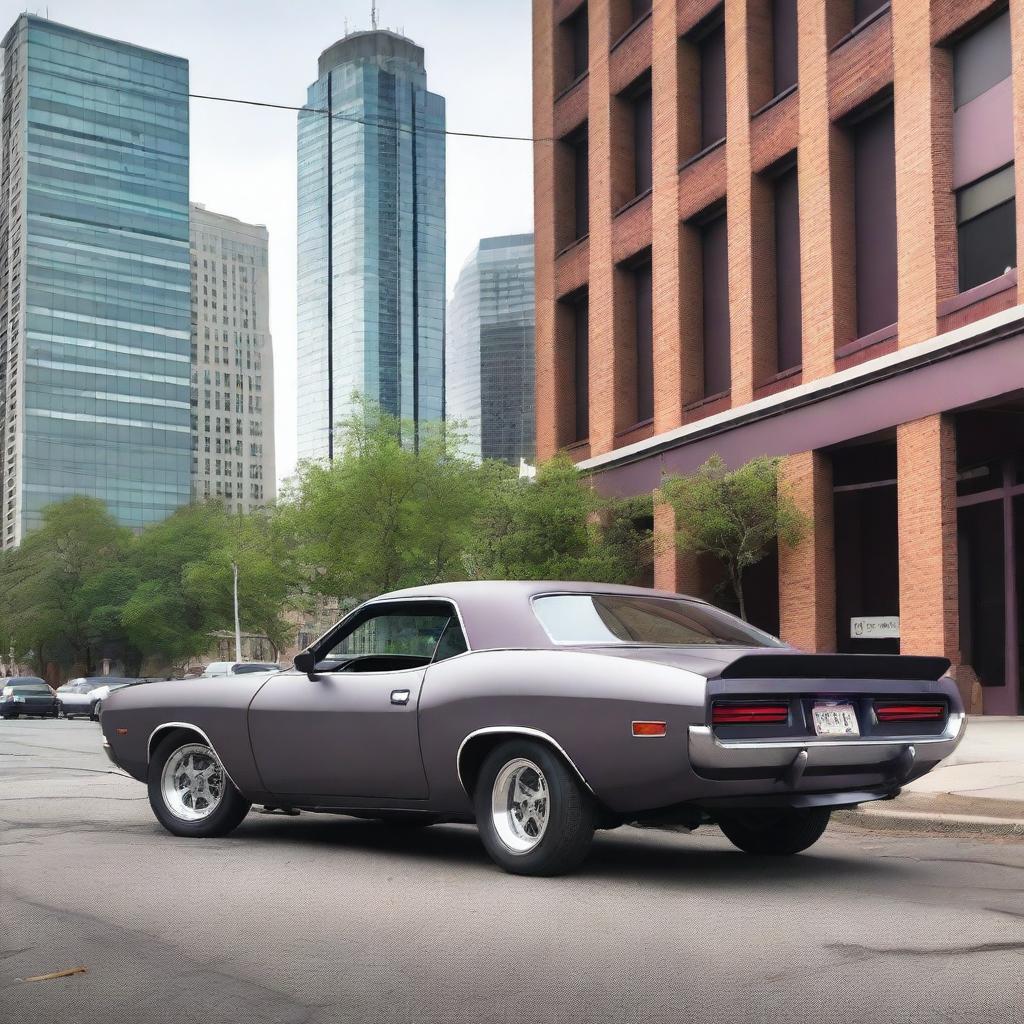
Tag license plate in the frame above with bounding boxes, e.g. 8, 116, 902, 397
812, 703, 859, 737
13, 696, 24, 703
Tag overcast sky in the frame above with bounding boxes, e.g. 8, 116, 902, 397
5, 0, 535, 482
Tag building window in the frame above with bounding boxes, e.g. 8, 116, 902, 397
772, 0, 797, 97
632, 79, 653, 197
854, 0, 888, 24
774, 163, 802, 371
561, 4, 588, 87
699, 15, 726, 150
957, 166, 1016, 293
634, 260, 654, 422
573, 292, 590, 442
852, 102, 897, 337
701, 211, 730, 397
572, 126, 589, 240
952, 11, 1015, 292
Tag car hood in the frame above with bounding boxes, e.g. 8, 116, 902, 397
104, 671, 282, 711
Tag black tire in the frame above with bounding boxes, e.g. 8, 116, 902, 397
473, 739, 595, 877
148, 731, 251, 838
91, 702, 102, 721
718, 807, 831, 855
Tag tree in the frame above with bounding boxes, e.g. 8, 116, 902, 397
467, 453, 650, 583
658, 455, 809, 620
183, 507, 298, 658
282, 400, 491, 604
0, 497, 131, 674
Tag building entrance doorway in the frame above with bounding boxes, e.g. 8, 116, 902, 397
832, 440, 900, 655
956, 406, 1024, 715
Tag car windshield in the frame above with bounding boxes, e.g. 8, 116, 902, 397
532, 594, 785, 647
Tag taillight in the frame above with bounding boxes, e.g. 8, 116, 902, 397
875, 702, 945, 723
712, 702, 789, 725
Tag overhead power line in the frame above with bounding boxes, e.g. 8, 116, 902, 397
187, 92, 546, 143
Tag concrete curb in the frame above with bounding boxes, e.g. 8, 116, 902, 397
835, 806, 1024, 839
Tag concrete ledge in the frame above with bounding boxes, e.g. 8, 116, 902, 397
836, 806, 1024, 839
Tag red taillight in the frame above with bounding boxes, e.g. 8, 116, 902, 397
712, 702, 789, 725
875, 702, 945, 723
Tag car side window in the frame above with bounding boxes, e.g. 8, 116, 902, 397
432, 618, 468, 663
320, 602, 458, 669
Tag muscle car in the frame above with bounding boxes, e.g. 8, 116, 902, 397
100, 581, 965, 876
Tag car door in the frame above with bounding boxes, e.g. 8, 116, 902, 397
248, 600, 459, 800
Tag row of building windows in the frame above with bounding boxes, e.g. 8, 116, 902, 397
557, 3, 1017, 443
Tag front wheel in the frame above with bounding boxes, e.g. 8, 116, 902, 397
718, 807, 831, 855
474, 740, 595, 876
148, 732, 250, 838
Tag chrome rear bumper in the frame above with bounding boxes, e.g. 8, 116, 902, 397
688, 712, 965, 780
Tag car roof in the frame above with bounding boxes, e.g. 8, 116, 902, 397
7, 677, 47, 685
358, 581, 706, 652
377, 580, 698, 603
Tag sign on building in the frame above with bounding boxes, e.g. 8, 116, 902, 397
850, 616, 900, 639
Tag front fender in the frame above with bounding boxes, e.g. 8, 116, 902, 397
100, 676, 275, 797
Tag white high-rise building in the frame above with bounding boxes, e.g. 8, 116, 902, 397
189, 203, 275, 511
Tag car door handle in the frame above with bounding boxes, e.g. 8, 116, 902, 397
390, 689, 411, 706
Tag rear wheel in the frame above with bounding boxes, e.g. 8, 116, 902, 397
718, 807, 831, 855
148, 732, 250, 838
474, 740, 594, 876
91, 701, 102, 721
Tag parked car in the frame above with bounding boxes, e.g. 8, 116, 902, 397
101, 582, 965, 876
87, 679, 142, 720
57, 677, 136, 720
201, 661, 280, 677
1, 678, 59, 719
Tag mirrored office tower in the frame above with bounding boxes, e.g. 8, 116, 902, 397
297, 30, 445, 460
0, 16, 191, 547
446, 235, 535, 465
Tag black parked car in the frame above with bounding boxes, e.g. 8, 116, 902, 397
1, 678, 59, 719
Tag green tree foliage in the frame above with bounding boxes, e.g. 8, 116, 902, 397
658, 455, 809, 620
283, 401, 491, 604
465, 453, 650, 583
0, 497, 131, 674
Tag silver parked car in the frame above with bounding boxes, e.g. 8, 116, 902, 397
101, 582, 965, 876
58, 677, 136, 720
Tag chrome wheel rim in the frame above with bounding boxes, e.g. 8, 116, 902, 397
490, 758, 549, 854
160, 743, 225, 822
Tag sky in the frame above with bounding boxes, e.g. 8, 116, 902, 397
3, 0, 536, 482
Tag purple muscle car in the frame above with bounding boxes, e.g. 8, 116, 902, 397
100, 582, 965, 876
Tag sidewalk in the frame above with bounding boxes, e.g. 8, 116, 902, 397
838, 717, 1024, 838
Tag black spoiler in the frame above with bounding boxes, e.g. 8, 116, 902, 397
717, 653, 951, 682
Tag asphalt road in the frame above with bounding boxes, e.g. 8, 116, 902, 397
1, 719, 1022, 1024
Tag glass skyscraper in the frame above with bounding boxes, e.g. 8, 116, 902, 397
446, 234, 535, 465
0, 16, 191, 546
296, 30, 445, 460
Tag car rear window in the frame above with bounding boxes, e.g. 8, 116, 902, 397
10, 682, 50, 693
532, 594, 784, 647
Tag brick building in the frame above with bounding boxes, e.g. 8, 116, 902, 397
533, 0, 1024, 714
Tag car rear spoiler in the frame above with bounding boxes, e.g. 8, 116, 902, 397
717, 653, 951, 682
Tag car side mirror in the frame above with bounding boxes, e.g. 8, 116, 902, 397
293, 651, 317, 678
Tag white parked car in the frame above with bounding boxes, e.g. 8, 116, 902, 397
57, 677, 136, 720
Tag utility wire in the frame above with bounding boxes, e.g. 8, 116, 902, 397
188, 92, 547, 143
